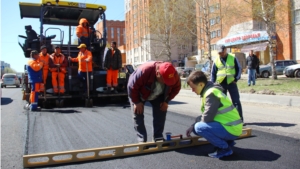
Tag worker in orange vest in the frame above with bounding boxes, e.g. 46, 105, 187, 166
27, 50, 43, 111
76, 18, 93, 50
49, 46, 68, 95
104, 41, 122, 94
68, 43, 92, 94
39, 45, 50, 93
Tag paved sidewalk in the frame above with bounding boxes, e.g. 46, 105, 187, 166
178, 89, 300, 108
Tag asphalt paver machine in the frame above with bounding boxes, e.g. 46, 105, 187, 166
18, 0, 131, 108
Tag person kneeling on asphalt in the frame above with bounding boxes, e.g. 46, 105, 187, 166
186, 71, 243, 158
26, 50, 43, 111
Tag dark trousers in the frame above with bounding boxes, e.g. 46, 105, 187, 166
78, 37, 90, 50
78, 71, 91, 92
221, 82, 244, 121
129, 95, 167, 142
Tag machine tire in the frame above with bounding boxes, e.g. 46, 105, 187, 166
294, 70, 300, 78
262, 71, 269, 78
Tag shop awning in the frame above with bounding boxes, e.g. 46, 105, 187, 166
241, 42, 269, 52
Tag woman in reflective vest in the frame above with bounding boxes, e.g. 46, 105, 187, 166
27, 50, 43, 111
186, 71, 242, 158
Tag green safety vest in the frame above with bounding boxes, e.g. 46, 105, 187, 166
214, 54, 236, 84
201, 87, 242, 136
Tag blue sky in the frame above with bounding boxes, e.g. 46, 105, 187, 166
0, 0, 125, 72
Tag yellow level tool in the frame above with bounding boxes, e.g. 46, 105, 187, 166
24, 128, 252, 168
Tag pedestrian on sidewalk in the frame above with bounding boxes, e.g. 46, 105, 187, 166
246, 50, 259, 86
210, 45, 244, 123
186, 70, 242, 158
128, 62, 181, 142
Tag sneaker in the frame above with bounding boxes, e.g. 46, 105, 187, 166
208, 147, 233, 158
226, 140, 236, 147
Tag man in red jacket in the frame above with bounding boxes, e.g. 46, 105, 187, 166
127, 62, 181, 142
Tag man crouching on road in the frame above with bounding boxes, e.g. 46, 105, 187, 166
128, 62, 181, 142
186, 71, 242, 158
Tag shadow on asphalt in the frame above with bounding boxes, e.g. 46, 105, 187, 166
144, 100, 187, 108
176, 143, 280, 162
1, 97, 13, 105
39, 109, 82, 114
246, 122, 296, 127
221, 147, 281, 161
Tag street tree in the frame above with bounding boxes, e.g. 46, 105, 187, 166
141, 0, 196, 61
232, 0, 292, 79
174, 0, 233, 70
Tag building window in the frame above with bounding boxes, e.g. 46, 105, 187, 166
216, 16, 220, 24
210, 44, 216, 50
211, 31, 216, 38
123, 29, 126, 43
134, 22, 137, 27
111, 28, 114, 38
217, 30, 221, 37
210, 18, 216, 25
209, 6, 214, 13
201, 39, 204, 45
216, 3, 220, 10
295, 9, 300, 24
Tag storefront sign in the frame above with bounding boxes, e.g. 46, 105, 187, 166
217, 31, 269, 46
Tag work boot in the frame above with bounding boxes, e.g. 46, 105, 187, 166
208, 147, 233, 158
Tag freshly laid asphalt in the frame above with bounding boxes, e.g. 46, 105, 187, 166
1, 87, 300, 169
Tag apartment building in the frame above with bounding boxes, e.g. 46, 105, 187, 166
197, 0, 296, 64
96, 20, 125, 47
292, 0, 300, 62
125, 0, 196, 67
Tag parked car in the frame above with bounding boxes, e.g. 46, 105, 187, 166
175, 67, 185, 75
283, 64, 300, 78
258, 60, 297, 78
1, 73, 21, 88
181, 67, 195, 78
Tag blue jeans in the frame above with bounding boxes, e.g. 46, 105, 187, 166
247, 69, 256, 85
194, 122, 239, 149
221, 82, 243, 121
78, 71, 91, 92
129, 95, 167, 142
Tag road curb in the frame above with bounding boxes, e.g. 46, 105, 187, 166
178, 89, 300, 107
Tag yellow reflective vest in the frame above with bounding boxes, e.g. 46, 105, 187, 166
201, 87, 242, 136
214, 54, 236, 84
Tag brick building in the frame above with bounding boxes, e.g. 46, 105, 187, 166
96, 20, 126, 47
196, 0, 298, 65
292, 0, 300, 62
125, 0, 196, 67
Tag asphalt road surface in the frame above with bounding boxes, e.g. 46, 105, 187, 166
1, 87, 300, 169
